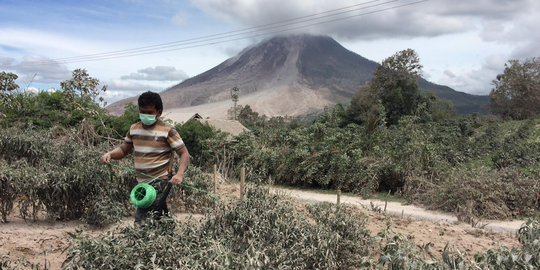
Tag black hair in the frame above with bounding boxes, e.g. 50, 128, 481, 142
138, 91, 163, 112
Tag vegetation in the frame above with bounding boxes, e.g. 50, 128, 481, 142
230, 86, 240, 120
346, 49, 454, 127
489, 58, 540, 120
2, 49, 540, 268
0, 71, 19, 93
60, 188, 540, 269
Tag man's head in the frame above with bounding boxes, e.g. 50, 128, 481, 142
138, 91, 163, 125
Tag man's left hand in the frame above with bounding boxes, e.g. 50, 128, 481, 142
170, 174, 183, 185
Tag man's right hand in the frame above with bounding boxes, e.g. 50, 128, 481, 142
101, 152, 111, 164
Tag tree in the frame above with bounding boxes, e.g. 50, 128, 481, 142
373, 49, 423, 125
230, 86, 239, 120
0, 71, 19, 93
61, 68, 107, 108
489, 58, 540, 120
0, 71, 20, 120
347, 49, 423, 126
175, 119, 217, 167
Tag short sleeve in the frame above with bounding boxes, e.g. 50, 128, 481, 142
167, 128, 185, 150
124, 129, 133, 144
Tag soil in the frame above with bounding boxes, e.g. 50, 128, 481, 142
0, 183, 523, 269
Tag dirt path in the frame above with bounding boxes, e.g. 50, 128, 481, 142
272, 187, 525, 233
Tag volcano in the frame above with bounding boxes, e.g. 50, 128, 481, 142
107, 34, 488, 119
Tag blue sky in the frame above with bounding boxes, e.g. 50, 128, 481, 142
1, 0, 539, 105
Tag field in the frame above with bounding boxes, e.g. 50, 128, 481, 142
0, 181, 525, 269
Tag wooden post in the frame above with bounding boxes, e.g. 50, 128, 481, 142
213, 164, 217, 194
384, 190, 391, 214
240, 167, 245, 200
337, 189, 341, 205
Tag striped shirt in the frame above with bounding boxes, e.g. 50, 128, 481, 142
124, 120, 185, 183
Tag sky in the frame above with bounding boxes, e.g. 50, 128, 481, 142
1, 0, 539, 105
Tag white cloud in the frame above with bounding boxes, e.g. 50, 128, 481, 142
120, 66, 188, 81
107, 79, 165, 92
24, 86, 39, 93
0, 56, 71, 84
436, 54, 507, 95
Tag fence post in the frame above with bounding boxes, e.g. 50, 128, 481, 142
240, 167, 245, 200
337, 189, 341, 205
213, 164, 217, 194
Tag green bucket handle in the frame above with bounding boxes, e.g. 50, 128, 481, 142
130, 183, 157, 208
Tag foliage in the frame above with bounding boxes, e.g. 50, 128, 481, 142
406, 167, 540, 220
60, 68, 107, 109
237, 104, 267, 130
346, 49, 454, 126
175, 119, 218, 167
373, 226, 443, 269
229, 86, 240, 120
370, 48, 424, 125
0, 125, 217, 226
489, 58, 540, 120
0, 71, 19, 93
63, 187, 373, 269
4, 91, 112, 131
468, 216, 540, 269
0, 127, 135, 225
61, 186, 540, 269
221, 104, 540, 219
0, 253, 44, 270
169, 165, 215, 213
107, 102, 140, 137
346, 84, 385, 126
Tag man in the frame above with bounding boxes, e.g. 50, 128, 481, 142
101, 91, 189, 225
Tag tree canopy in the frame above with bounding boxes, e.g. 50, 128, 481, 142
489, 58, 540, 120
347, 49, 427, 126
0, 71, 19, 93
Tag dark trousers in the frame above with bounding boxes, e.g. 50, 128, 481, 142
134, 178, 172, 226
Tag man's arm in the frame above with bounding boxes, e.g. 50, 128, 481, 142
170, 146, 189, 185
100, 143, 133, 164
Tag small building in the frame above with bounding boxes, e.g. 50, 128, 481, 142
166, 112, 249, 137
199, 118, 250, 137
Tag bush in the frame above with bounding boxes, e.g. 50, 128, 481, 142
405, 167, 540, 219
168, 165, 215, 213
0, 127, 135, 225
63, 187, 373, 269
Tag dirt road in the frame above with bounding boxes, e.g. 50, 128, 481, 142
272, 187, 525, 233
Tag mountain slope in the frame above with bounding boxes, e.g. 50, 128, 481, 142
107, 34, 489, 118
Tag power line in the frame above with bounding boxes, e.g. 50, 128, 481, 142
26, 0, 429, 66
50, 0, 385, 62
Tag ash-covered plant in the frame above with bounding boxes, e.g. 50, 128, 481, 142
370, 225, 443, 269
0, 253, 44, 270
405, 166, 540, 220
460, 216, 540, 269
63, 186, 373, 269
168, 165, 214, 213
0, 127, 135, 226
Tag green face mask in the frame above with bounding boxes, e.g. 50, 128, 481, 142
140, 114, 157, 125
